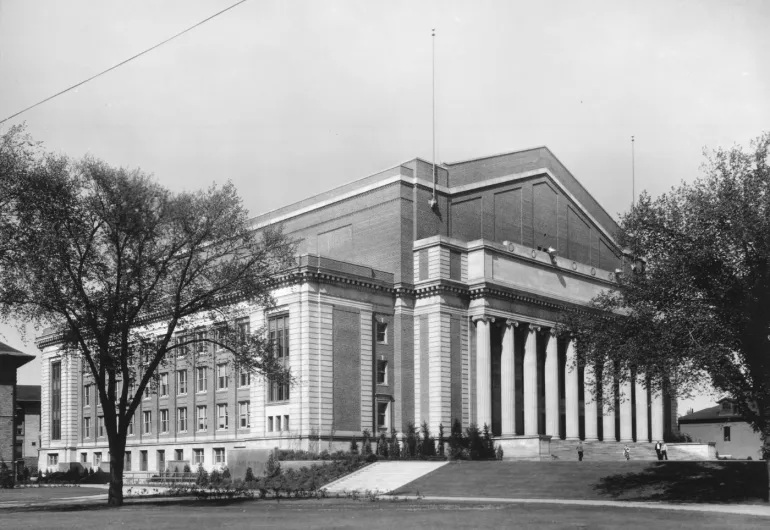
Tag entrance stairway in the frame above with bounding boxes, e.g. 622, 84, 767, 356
549, 440, 708, 461
323, 461, 449, 494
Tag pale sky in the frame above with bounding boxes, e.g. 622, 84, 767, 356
1, 0, 768, 414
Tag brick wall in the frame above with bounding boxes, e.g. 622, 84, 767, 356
0, 364, 15, 463
332, 307, 361, 432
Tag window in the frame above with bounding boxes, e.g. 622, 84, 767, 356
51, 361, 61, 440
237, 319, 250, 344
377, 402, 389, 431
94, 452, 102, 467
196, 330, 207, 353
721, 402, 733, 413
197, 406, 207, 431
283, 415, 289, 432
239, 401, 250, 428
177, 407, 188, 432
193, 448, 204, 465
143, 411, 152, 434
83, 417, 91, 438
126, 417, 134, 436
275, 415, 282, 431
157, 450, 165, 472
196, 367, 207, 393
124, 451, 132, 471
267, 416, 274, 432
80, 452, 87, 463
724, 426, 731, 442
47, 454, 58, 467
239, 371, 250, 387
214, 448, 226, 465
140, 450, 148, 471
377, 360, 387, 384
176, 370, 187, 395
268, 315, 290, 402
217, 404, 228, 430
143, 383, 151, 400
83, 384, 91, 407
217, 363, 228, 390
98, 416, 105, 437
376, 321, 388, 343
175, 449, 183, 461
159, 373, 169, 397
160, 409, 169, 433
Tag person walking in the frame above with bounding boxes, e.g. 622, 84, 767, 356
661, 442, 669, 460
577, 441, 584, 461
623, 444, 631, 461
654, 440, 662, 460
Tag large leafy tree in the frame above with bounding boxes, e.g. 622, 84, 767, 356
0, 126, 295, 505
561, 133, 770, 458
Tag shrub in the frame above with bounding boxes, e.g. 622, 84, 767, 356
362, 429, 372, 456
222, 467, 231, 480
196, 465, 209, 486
349, 436, 359, 455
405, 422, 418, 457
244, 466, 255, 482
482, 423, 495, 458
183, 463, 191, 473
265, 453, 281, 478
466, 423, 484, 460
438, 423, 445, 457
495, 445, 504, 460
421, 421, 435, 457
389, 430, 401, 460
210, 468, 221, 485
377, 432, 389, 457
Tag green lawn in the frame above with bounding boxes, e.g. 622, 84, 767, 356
0, 486, 101, 503
392, 461, 769, 503
0, 499, 768, 529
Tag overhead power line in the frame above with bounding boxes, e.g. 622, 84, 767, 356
0, 0, 249, 125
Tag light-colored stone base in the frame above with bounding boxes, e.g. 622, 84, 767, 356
496, 435, 552, 461
669, 442, 717, 460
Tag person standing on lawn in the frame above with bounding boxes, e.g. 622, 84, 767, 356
577, 441, 584, 461
661, 442, 669, 460
623, 444, 631, 461
655, 440, 662, 460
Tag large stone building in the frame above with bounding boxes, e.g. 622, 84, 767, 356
37, 147, 677, 472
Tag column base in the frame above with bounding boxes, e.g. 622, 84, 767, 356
584, 437, 599, 441
495, 435, 552, 461
564, 437, 581, 441
620, 438, 634, 442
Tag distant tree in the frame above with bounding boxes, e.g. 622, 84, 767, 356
0, 126, 295, 505
560, 132, 770, 458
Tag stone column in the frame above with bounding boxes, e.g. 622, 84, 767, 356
501, 319, 518, 436
602, 361, 616, 441
523, 324, 539, 436
619, 370, 634, 442
473, 316, 494, 432
564, 340, 580, 440
544, 329, 559, 438
635, 376, 649, 443
583, 362, 599, 441
650, 390, 665, 442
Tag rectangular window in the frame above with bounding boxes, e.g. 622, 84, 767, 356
275, 415, 282, 431
267, 315, 290, 402
47, 454, 58, 467
143, 411, 152, 434
176, 370, 187, 395
157, 450, 165, 472
377, 402, 389, 431
217, 363, 228, 390
159, 373, 169, 397
193, 448, 204, 465
267, 416, 273, 432
94, 452, 102, 467
126, 416, 134, 436
175, 449, 183, 461
237, 319, 250, 344
376, 321, 387, 343
196, 367, 207, 393
124, 451, 131, 471
724, 426, 731, 442
239, 401, 250, 428
283, 415, 289, 431
196, 330, 207, 353
51, 361, 61, 440
239, 371, 250, 387
377, 360, 387, 384
98, 416, 105, 437
214, 448, 225, 465
80, 452, 87, 463
177, 407, 188, 432
140, 450, 148, 471
83, 417, 91, 438
83, 384, 90, 407
160, 409, 169, 433
217, 404, 228, 430
197, 406, 207, 431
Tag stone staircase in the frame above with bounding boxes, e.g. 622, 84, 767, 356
323, 461, 449, 494
550, 440, 711, 461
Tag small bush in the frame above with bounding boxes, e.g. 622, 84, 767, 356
349, 436, 359, 455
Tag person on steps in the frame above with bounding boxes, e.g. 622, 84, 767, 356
661, 442, 669, 460
623, 444, 631, 461
577, 441, 584, 461
655, 440, 662, 460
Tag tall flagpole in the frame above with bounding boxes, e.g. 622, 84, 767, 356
430, 28, 437, 210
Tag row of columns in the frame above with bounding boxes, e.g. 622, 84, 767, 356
474, 316, 665, 442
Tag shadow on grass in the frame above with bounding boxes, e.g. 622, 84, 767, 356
594, 461, 769, 503
1, 497, 255, 514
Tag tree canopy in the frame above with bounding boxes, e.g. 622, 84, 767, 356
0, 125, 295, 504
560, 132, 770, 456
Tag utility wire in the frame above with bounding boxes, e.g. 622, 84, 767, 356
0, 0, 249, 125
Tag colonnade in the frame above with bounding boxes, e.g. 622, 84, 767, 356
473, 316, 665, 442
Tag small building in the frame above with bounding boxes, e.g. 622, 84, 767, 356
0, 341, 35, 468
16, 385, 41, 470
678, 399, 762, 460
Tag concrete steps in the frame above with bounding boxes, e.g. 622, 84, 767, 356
549, 440, 710, 461
323, 461, 449, 494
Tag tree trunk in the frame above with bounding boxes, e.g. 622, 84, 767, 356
108, 443, 125, 506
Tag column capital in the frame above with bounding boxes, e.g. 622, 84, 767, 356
504, 319, 519, 328
548, 327, 558, 337
472, 315, 495, 324
527, 324, 541, 334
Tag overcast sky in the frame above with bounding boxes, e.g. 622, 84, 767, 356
1, 0, 768, 413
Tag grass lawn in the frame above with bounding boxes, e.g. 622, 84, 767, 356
393, 461, 769, 503
0, 486, 102, 503
1, 499, 768, 529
